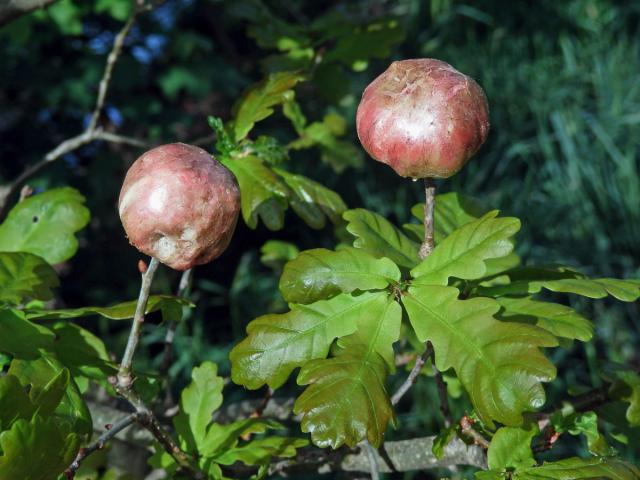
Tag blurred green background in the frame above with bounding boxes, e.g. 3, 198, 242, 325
1, 0, 639, 477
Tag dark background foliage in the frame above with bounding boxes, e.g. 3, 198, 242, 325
1, 0, 639, 477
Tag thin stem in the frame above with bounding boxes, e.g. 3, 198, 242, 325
118, 257, 160, 389
65, 413, 139, 478
391, 343, 432, 406
363, 441, 380, 480
418, 178, 436, 260
460, 416, 490, 449
0, 7, 145, 218
87, 12, 137, 132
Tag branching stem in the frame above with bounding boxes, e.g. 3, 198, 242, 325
65, 413, 139, 478
391, 343, 432, 405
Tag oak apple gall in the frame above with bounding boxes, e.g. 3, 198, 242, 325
356, 58, 489, 179
118, 143, 240, 271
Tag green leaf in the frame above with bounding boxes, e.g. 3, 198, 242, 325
273, 167, 347, 228
288, 115, 363, 172
0, 375, 37, 430
260, 240, 299, 271
207, 116, 236, 155
28, 367, 69, 420
282, 99, 306, 133
173, 362, 224, 454
551, 411, 615, 456
431, 426, 456, 459
411, 212, 520, 286
94, 0, 133, 20
0, 252, 59, 305
0, 415, 79, 480
323, 19, 405, 70
608, 370, 640, 427
213, 437, 307, 466
487, 425, 538, 470
200, 418, 283, 459
230, 291, 388, 389
336, 293, 401, 368
25, 295, 192, 321
514, 457, 640, 479
496, 296, 593, 342
279, 248, 400, 304
50, 323, 116, 380
0, 309, 54, 359
343, 209, 419, 268
221, 156, 289, 230
9, 354, 92, 436
294, 343, 394, 448
477, 267, 640, 301
0, 187, 90, 264
47, 0, 82, 35
402, 285, 557, 427
232, 71, 306, 141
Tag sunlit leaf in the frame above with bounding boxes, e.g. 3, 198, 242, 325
496, 296, 593, 342
411, 211, 520, 286
173, 361, 224, 454
476, 267, 640, 301
24, 295, 192, 321
230, 291, 388, 389
221, 156, 289, 230
199, 418, 283, 459
343, 208, 419, 268
294, 343, 394, 448
273, 167, 347, 228
513, 457, 640, 479
279, 247, 400, 304
213, 436, 308, 466
403, 285, 557, 427
0, 187, 90, 264
232, 71, 306, 141
487, 425, 538, 470
0, 252, 58, 305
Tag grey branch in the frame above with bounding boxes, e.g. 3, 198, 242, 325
340, 436, 486, 473
66, 413, 139, 478
0, 6, 150, 217
0, 0, 59, 26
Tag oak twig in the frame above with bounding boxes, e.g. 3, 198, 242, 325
391, 343, 432, 406
460, 416, 490, 449
65, 413, 139, 478
0, 8, 148, 218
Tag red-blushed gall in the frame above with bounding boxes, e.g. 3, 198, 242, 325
118, 143, 240, 271
356, 58, 489, 179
